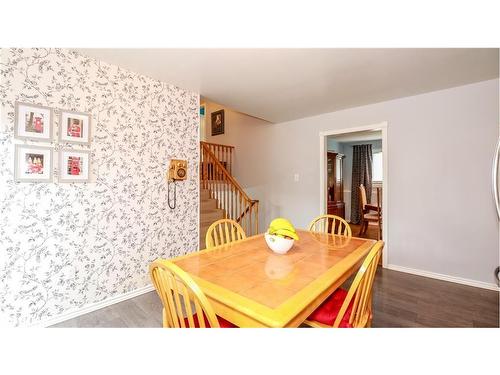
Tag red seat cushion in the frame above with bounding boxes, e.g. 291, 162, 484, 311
183, 313, 237, 328
307, 288, 354, 327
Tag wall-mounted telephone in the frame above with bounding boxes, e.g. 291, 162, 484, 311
167, 159, 187, 209
168, 159, 188, 181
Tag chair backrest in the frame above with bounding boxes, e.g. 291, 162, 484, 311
205, 219, 247, 249
359, 184, 368, 209
308, 214, 352, 237
333, 240, 384, 328
149, 260, 220, 328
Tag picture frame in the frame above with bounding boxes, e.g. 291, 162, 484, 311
14, 102, 53, 142
58, 148, 91, 183
59, 110, 91, 145
211, 109, 225, 136
14, 144, 54, 182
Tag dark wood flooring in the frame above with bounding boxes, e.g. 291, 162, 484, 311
350, 222, 380, 240
52, 268, 499, 328
371, 268, 498, 327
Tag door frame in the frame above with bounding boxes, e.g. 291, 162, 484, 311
319, 121, 389, 267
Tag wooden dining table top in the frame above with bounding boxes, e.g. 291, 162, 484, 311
172, 229, 376, 327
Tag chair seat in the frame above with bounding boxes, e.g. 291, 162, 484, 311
363, 213, 380, 221
306, 288, 353, 327
184, 313, 237, 328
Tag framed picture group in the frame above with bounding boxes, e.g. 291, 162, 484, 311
13, 102, 92, 183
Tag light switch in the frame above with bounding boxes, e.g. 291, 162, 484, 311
294, 173, 299, 182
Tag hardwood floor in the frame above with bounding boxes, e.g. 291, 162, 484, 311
52, 291, 163, 328
52, 268, 499, 328
371, 269, 498, 327
350, 222, 380, 240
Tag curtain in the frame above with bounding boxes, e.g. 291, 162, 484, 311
350, 144, 373, 224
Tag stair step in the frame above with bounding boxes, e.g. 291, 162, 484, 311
200, 189, 210, 200
200, 198, 217, 210
199, 189, 222, 249
200, 224, 211, 236
199, 224, 210, 250
200, 208, 225, 226
199, 219, 222, 250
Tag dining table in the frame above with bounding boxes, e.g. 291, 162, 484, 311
172, 229, 376, 327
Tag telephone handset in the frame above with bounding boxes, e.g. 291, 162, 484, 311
167, 159, 187, 209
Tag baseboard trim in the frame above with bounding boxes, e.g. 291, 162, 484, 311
385, 264, 499, 291
29, 284, 155, 328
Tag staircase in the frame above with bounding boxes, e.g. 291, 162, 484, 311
199, 142, 259, 249
200, 188, 224, 249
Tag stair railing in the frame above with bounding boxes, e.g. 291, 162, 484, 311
200, 142, 259, 236
200, 141, 234, 175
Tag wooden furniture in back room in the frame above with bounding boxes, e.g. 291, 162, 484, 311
327, 152, 345, 218
358, 184, 382, 240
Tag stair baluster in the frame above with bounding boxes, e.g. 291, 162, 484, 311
200, 142, 259, 241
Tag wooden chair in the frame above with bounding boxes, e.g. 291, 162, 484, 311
205, 219, 246, 249
358, 184, 382, 240
308, 214, 352, 237
149, 260, 236, 328
303, 240, 384, 328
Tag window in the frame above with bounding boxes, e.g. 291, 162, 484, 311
372, 152, 383, 182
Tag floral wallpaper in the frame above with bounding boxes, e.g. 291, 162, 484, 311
0, 48, 200, 327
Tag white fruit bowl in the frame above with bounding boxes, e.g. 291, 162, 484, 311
264, 232, 295, 255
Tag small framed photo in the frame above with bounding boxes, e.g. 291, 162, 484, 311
14, 144, 53, 182
59, 149, 91, 183
211, 109, 225, 136
59, 110, 91, 145
14, 102, 53, 141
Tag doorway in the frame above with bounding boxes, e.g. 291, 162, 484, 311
319, 122, 388, 266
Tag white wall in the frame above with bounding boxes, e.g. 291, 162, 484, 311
239, 79, 499, 286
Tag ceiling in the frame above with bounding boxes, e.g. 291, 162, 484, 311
77, 49, 499, 123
